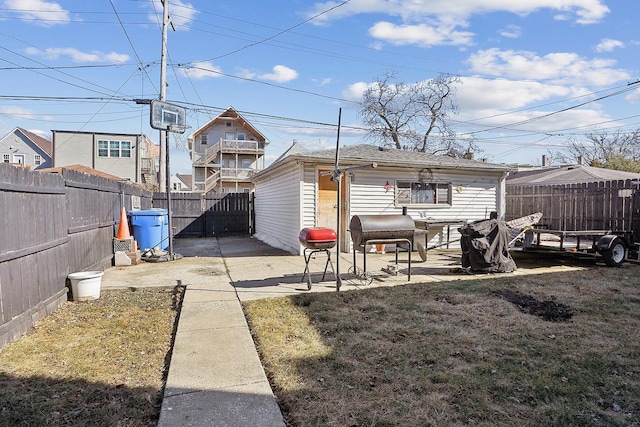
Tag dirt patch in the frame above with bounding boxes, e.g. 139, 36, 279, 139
494, 289, 574, 321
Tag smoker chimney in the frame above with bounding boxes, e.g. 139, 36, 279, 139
542, 154, 548, 166
577, 156, 583, 165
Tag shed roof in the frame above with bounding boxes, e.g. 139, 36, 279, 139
507, 164, 640, 185
256, 143, 512, 179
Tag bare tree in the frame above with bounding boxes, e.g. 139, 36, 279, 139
359, 70, 472, 156
552, 130, 640, 171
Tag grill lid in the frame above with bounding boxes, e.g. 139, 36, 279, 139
349, 215, 415, 247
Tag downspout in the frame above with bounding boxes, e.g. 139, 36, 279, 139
498, 171, 509, 220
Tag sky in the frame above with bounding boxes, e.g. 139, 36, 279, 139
1, 0, 639, 175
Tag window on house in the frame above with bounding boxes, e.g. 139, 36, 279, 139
237, 133, 246, 140
98, 140, 109, 157
226, 121, 232, 127
98, 140, 131, 158
241, 159, 252, 168
3, 154, 10, 163
225, 132, 235, 141
395, 181, 451, 206
201, 134, 208, 145
121, 141, 131, 158
34, 154, 41, 166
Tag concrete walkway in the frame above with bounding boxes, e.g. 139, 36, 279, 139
100, 236, 585, 426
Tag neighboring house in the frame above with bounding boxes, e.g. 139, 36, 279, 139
252, 143, 512, 255
171, 173, 192, 192
188, 106, 268, 193
52, 130, 159, 186
0, 127, 52, 170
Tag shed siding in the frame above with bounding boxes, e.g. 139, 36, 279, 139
348, 168, 500, 247
254, 164, 302, 254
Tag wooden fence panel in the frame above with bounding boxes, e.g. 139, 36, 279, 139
0, 163, 153, 348
154, 192, 253, 237
507, 179, 640, 233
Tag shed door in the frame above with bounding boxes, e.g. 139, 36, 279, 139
318, 170, 348, 250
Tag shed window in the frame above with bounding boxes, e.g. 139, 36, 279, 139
34, 154, 41, 166
395, 181, 451, 206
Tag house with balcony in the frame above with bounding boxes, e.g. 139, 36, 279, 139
52, 130, 159, 188
188, 107, 268, 193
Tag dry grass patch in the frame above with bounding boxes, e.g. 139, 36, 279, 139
244, 264, 640, 426
0, 286, 183, 426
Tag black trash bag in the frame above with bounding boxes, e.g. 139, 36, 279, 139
460, 219, 517, 273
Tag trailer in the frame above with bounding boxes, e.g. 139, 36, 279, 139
514, 228, 629, 267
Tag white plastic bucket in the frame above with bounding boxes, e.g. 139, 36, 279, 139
68, 271, 104, 301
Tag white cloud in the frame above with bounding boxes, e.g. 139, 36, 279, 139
0, 106, 52, 121
182, 61, 222, 79
342, 81, 370, 102
595, 38, 624, 53
625, 88, 640, 104
3, 0, 70, 25
146, 0, 198, 29
454, 77, 615, 135
369, 21, 474, 47
258, 65, 298, 83
307, 0, 609, 24
466, 48, 630, 86
24, 47, 129, 63
456, 77, 572, 111
312, 77, 332, 86
499, 24, 521, 39
305, 0, 609, 46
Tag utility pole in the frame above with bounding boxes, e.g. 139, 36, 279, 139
158, 0, 169, 192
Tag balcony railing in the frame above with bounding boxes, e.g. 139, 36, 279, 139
193, 138, 264, 166
140, 157, 155, 173
220, 167, 256, 181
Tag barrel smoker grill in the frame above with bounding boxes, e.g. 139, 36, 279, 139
349, 215, 415, 280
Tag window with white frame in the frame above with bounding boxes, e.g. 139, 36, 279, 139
395, 181, 451, 206
3, 154, 9, 163
98, 140, 131, 158
34, 154, 41, 166
200, 134, 208, 145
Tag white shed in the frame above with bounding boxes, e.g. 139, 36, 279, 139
252, 144, 512, 255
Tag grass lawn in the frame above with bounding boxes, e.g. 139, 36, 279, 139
0, 286, 183, 427
244, 263, 640, 426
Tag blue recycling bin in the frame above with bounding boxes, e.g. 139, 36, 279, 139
129, 209, 169, 251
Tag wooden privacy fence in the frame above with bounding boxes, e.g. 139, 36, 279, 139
153, 192, 254, 237
0, 164, 152, 349
1, 163, 254, 349
506, 179, 640, 239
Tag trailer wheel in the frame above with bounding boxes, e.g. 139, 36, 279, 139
602, 238, 626, 267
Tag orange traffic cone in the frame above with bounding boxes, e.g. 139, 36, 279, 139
116, 207, 131, 239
